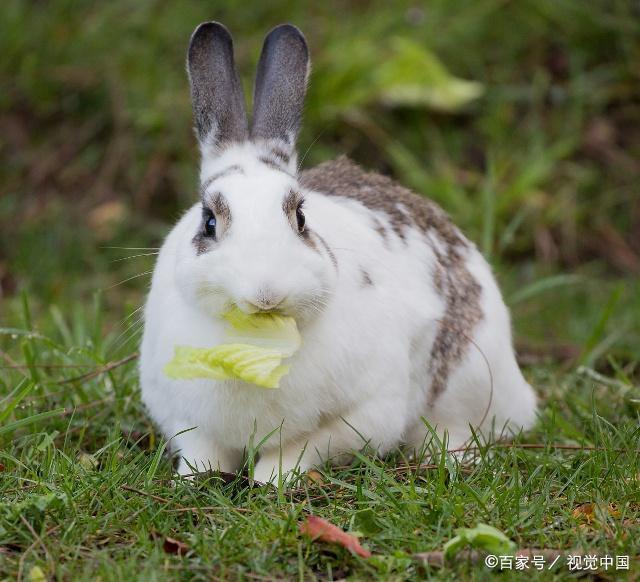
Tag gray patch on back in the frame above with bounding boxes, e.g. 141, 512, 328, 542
301, 157, 466, 245
300, 156, 483, 402
427, 246, 483, 402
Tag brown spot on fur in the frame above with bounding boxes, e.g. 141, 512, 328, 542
432, 262, 445, 294
259, 155, 294, 177
193, 192, 232, 255
206, 192, 231, 225
301, 156, 483, 402
301, 157, 466, 246
192, 233, 208, 255
282, 189, 309, 245
279, 189, 333, 268
313, 232, 338, 271
282, 189, 303, 217
259, 156, 287, 173
270, 147, 290, 165
200, 165, 243, 194
371, 216, 389, 244
360, 268, 373, 287
427, 245, 483, 402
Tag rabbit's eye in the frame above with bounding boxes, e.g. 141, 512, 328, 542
204, 212, 217, 237
296, 206, 305, 233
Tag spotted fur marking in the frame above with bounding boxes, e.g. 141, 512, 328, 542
301, 156, 483, 402
428, 245, 483, 402
360, 268, 374, 287
192, 192, 232, 255
314, 232, 338, 271
200, 165, 244, 195
301, 157, 466, 246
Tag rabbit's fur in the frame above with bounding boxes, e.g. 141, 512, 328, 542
139, 23, 537, 481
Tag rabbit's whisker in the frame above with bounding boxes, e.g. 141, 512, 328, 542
105, 270, 153, 290
102, 246, 160, 251
120, 305, 144, 326
297, 127, 327, 174
111, 253, 159, 263
108, 317, 145, 355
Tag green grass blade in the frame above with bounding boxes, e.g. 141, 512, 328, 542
0, 408, 65, 437
0, 379, 36, 424
508, 274, 582, 305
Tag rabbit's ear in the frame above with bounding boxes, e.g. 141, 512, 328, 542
187, 22, 248, 150
250, 24, 309, 153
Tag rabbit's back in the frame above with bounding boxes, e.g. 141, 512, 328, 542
302, 156, 484, 402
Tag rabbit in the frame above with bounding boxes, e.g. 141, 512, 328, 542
139, 22, 538, 482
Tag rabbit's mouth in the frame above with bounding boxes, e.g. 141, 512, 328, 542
234, 300, 297, 319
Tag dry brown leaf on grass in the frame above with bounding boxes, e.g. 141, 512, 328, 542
572, 502, 620, 524
163, 536, 190, 556
300, 515, 372, 558
572, 502, 621, 538
149, 531, 190, 556
306, 470, 325, 485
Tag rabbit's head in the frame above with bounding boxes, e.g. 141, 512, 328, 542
174, 23, 334, 320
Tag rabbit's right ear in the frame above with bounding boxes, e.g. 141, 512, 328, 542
187, 22, 248, 151
250, 25, 309, 155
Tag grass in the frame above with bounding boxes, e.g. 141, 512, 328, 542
1, 0, 640, 579
1, 269, 638, 580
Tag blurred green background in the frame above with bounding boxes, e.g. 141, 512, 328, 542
0, 3, 639, 578
1, 0, 639, 368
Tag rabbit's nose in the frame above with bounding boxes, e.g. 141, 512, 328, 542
246, 289, 286, 312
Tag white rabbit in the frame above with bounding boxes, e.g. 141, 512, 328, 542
139, 22, 537, 482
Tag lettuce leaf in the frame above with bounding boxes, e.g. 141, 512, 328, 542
163, 307, 301, 389
222, 307, 301, 356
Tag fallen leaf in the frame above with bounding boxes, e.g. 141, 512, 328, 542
163, 536, 189, 556
306, 470, 325, 485
572, 502, 619, 525
572, 502, 596, 523
572, 502, 620, 539
373, 38, 484, 112
300, 515, 371, 558
78, 452, 98, 471
28, 566, 46, 582
605, 504, 620, 518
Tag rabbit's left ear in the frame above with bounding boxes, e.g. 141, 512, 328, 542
187, 22, 248, 151
250, 24, 309, 158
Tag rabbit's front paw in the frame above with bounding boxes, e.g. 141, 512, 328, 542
253, 446, 307, 485
173, 428, 241, 477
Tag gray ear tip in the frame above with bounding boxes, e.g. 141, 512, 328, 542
188, 21, 234, 57
264, 23, 308, 55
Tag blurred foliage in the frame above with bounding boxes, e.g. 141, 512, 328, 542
0, 0, 639, 308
